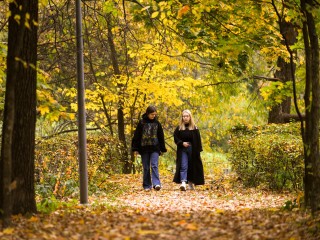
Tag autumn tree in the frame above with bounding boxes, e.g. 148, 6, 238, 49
36, 0, 213, 172
131, 0, 319, 212
271, 0, 320, 214
0, 0, 38, 223
33, 0, 311, 176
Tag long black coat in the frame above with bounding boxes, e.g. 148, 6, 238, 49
173, 126, 205, 185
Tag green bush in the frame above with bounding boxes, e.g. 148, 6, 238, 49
202, 151, 230, 179
35, 132, 125, 199
228, 123, 304, 191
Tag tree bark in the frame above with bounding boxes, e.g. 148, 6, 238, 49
301, 0, 320, 214
0, 1, 24, 224
11, 0, 38, 215
268, 18, 297, 124
1, 0, 38, 221
301, 2, 312, 209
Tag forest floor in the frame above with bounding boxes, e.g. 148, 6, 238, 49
1, 174, 320, 240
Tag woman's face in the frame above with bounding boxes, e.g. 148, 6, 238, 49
182, 113, 191, 124
148, 112, 157, 120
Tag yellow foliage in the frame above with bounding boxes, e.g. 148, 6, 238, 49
3, 228, 14, 234
70, 103, 78, 112
69, 113, 76, 120
38, 105, 50, 115
151, 11, 159, 18
28, 216, 39, 222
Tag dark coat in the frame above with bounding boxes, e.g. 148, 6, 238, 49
173, 126, 205, 185
131, 114, 167, 154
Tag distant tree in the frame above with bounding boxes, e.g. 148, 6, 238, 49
268, 20, 298, 124
0, 0, 38, 224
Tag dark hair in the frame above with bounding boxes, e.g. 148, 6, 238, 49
146, 105, 157, 115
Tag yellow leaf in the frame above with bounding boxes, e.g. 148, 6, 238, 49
173, 219, 187, 226
9, 180, 17, 190
25, 21, 30, 29
48, 96, 57, 104
14, 14, 21, 24
185, 223, 198, 230
3, 228, 14, 234
268, 207, 279, 212
69, 113, 76, 120
151, 11, 159, 18
140, 6, 150, 12
137, 216, 148, 222
33, 19, 38, 27
215, 209, 224, 214
70, 103, 78, 111
44, 224, 54, 229
138, 230, 160, 235
38, 105, 50, 115
28, 216, 39, 222
49, 113, 60, 122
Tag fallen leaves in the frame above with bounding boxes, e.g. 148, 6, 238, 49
0, 174, 319, 239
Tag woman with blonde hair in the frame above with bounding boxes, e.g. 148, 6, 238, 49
173, 110, 205, 190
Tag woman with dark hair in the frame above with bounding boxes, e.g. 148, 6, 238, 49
173, 109, 205, 191
132, 106, 167, 191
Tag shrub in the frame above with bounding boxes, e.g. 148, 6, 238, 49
35, 132, 125, 199
228, 123, 304, 191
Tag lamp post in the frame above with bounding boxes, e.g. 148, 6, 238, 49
75, 0, 88, 204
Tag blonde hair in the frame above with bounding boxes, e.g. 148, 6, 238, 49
179, 109, 196, 130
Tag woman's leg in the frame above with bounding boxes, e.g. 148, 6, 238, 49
180, 151, 188, 182
150, 152, 161, 188
141, 152, 152, 190
186, 146, 194, 189
180, 150, 188, 191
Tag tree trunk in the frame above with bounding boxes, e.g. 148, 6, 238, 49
1, 0, 38, 221
11, 0, 38, 215
301, 0, 320, 214
268, 20, 297, 123
106, 15, 131, 173
301, 7, 312, 210
0, 1, 25, 223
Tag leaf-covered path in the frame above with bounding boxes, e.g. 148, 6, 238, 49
1, 174, 319, 239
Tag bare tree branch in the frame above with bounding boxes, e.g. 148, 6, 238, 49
198, 74, 283, 88
252, 75, 282, 81
197, 80, 243, 88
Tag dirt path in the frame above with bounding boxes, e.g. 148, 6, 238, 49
1, 174, 319, 240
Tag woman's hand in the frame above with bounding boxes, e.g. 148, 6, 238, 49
182, 142, 190, 147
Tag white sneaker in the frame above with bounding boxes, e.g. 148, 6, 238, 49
154, 185, 161, 191
188, 182, 195, 190
180, 181, 186, 191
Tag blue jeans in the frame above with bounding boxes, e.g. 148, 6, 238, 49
180, 146, 192, 182
141, 152, 160, 189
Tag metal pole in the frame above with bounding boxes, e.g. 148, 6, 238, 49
75, 0, 88, 204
